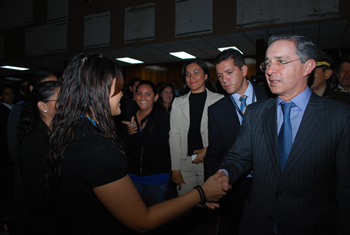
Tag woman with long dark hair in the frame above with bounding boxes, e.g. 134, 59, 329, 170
46, 53, 226, 234
122, 80, 171, 204
157, 82, 175, 113
169, 58, 224, 196
18, 81, 61, 234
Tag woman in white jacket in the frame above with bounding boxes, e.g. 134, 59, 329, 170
170, 59, 223, 196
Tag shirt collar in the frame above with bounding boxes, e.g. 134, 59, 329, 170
277, 87, 311, 111
231, 80, 253, 102
2, 103, 12, 110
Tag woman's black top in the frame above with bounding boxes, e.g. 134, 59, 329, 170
187, 91, 207, 156
18, 119, 58, 235
53, 118, 131, 234
123, 109, 171, 176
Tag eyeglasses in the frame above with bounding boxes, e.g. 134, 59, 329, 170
259, 58, 300, 72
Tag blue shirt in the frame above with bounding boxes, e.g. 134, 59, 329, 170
277, 87, 311, 142
231, 80, 255, 125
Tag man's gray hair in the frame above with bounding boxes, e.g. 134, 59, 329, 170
267, 34, 317, 64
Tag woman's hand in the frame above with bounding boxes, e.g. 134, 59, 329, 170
122, 116, 137, 135
201, 170, 228, 208
192, 147, 207, 164
171, 170, 185, 190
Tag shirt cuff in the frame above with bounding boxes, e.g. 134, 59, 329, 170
220, 169, 229, 178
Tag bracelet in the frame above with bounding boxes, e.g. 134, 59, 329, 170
193, 185, 206, 205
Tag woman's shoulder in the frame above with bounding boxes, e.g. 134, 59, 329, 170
207, 89, 224, 100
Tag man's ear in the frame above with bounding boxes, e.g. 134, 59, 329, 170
304, 59, 316, 76
37, 101, 47, 113
324, 69, 332, 80
241, 65, 248, 77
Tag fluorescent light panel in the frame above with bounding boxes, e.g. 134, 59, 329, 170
169, 51, 196, 59
0, 65, 29, 71
218, 46, 243, 55
116, 57, 143, 64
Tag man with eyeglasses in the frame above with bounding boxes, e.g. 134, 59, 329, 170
209, 35, 350, 235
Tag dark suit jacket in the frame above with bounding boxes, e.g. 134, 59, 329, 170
204, 84, 270, 179
220, 92, 350, 235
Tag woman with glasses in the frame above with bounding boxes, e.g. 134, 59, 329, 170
18, 81, 61, 234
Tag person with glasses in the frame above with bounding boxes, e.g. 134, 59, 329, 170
204, 49, 271, 235
18, 81, 61, 234
214, 35, 350, 234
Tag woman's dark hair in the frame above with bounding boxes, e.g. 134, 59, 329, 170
23, 68, 57, 101
181, 59, 217, 94
135, 80, 159, 134
157, 82, 175, 112
125, 77, 142, 99
17, 81, 61, 144
45, 53, 124, 192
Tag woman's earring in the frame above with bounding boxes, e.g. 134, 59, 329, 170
44, 110, 47, 113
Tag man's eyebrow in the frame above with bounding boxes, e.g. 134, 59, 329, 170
264, 56, 287, 61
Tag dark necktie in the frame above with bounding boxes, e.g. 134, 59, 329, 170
239, 95, 248, 123
278, 102, 294, 173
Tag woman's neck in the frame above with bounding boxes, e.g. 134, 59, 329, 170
163, 102, 170, 111
137, 109, 152, 122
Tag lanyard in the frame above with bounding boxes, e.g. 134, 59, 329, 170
80, 114, 98, 127
229, 89, 256, 119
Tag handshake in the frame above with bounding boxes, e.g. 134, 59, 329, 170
200, 170, 231, 209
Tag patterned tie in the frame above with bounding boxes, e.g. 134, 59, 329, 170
239, 95, 248, 123
278, 102, 294, 173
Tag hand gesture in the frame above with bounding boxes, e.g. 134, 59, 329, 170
205, 170, 231, 209
122, 116, 137, 135
201, 170, 227, 208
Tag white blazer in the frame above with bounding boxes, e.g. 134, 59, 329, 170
169, 89, 223, 171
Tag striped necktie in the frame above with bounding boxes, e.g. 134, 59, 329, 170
239, 95, 248, 123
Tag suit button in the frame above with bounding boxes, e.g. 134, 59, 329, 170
276, 190, 282, 196
268, 216, 274, 221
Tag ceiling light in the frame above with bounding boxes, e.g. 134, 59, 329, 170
116, 57, 143, 64
0, 65, 29, 71
169, 51, 196, 59
218, 46, 243, 55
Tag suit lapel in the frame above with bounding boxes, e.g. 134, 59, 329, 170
279, 93, 325, 182
262, 99, 280, 178
179, 92, 190, 124
225, 96, 241, 133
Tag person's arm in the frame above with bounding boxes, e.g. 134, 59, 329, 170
336, 115, 350, 234
169, 98, 186, 189
94, 170, 226, 233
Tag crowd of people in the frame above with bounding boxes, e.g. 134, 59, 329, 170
0, 34, 349, 235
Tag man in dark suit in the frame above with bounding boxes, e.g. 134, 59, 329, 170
204, 49, 270, 234
213, 35, 350, 234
